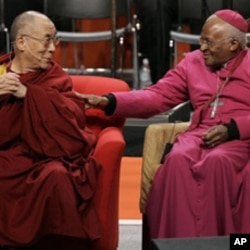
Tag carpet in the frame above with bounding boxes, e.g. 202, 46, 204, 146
118, 224, 142, 250
119, 157, 142, 220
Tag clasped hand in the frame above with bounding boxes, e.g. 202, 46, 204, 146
74, 92, 109, 109
0, 72, 27, 98
202, 125, 229, 148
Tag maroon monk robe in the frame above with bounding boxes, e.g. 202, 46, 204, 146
0, 54, 102, 247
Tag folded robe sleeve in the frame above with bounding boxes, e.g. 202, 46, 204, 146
21, 84, 96, 158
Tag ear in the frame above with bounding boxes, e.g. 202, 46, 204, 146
229, 39, 241, 51
15, 36, 26, 52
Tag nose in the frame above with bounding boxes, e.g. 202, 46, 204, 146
48, 41, 56, 52
199, 43, 208, 51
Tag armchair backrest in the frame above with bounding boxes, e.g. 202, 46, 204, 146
70, 75, 130, 135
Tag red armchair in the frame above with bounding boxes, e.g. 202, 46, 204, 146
70, 75, 130, 250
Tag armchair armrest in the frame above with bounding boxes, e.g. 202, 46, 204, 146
140, 122, 190, 213
92, 126, 125, 250
167, 100, 193, 122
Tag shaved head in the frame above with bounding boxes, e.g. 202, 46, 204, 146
10, 11, 53, 43
9, 11, 58, 72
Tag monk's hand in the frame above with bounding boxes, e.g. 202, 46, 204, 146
0, 72, 20, 96
202, 125, 229, 148
12, 81, 27, 98
74, 92, 109, 109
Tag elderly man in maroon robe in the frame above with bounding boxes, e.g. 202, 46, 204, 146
81, 10, 250, 239
0, 11, 101, 249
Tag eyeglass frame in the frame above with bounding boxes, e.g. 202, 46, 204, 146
21, 34, 60, 48
199, 37, 233, 48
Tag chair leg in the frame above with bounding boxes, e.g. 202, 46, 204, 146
117, 35, 125, 79
142, 213, 151, 250
0, 27, 10, 54
132, 14, 139, 89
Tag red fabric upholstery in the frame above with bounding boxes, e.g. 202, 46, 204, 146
72, 75, 129, 135
71, 75, 130, 250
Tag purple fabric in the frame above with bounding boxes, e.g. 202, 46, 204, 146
147, 129, 250, 238
215, 9, 248, 33
112, 48, 250, 238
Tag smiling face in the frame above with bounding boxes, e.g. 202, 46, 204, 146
13, 12, 59, 72
200, 16, 241, 68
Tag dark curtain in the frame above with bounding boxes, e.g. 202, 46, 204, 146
134, 0, 178, 83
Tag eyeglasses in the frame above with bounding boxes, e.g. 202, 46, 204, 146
199, 37, 232, 48
21, 34, 60, 48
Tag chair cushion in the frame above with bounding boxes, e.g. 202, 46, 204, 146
140, 122, 190, 213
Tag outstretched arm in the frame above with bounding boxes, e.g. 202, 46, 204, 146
74, 92, 109, 109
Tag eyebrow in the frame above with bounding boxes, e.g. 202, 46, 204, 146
44, 32, 58, 38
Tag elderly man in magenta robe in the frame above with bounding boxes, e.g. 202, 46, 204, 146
0, 11, 101, 249
80, 9, 250, 238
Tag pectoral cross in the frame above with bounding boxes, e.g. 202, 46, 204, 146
210, 97, 224, 118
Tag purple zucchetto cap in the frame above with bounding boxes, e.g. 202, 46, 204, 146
215, 9, 248, 33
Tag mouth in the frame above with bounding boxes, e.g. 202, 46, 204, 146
203, 53, 210, 59
44, 58, 52, 63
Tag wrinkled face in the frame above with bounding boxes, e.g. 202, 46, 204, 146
200, 17, 236, 68
16, 17, 59, 70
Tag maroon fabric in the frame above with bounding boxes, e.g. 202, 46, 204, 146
215, 9, 248, 33
0, 53, 102, 248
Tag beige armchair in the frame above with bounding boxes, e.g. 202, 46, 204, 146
139, 121, 190, 249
